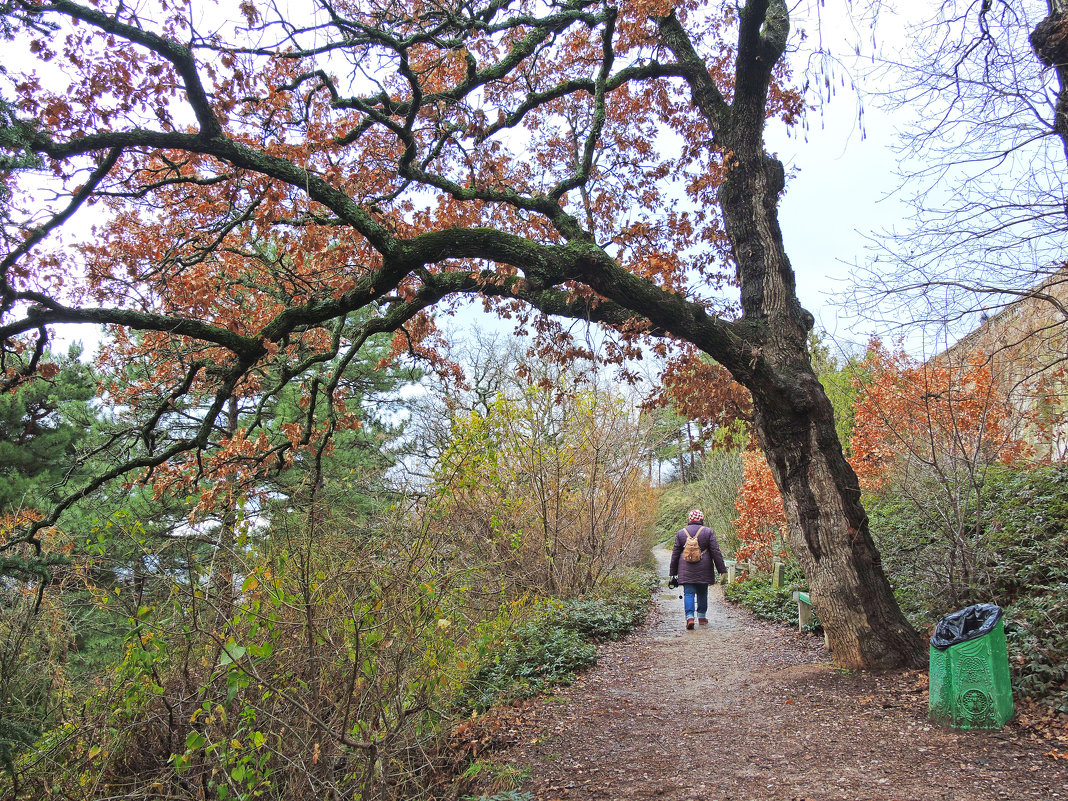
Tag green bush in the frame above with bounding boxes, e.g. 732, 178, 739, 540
869, 463, 1068, 712
457, 616, 599, 712
556, 569, 655, 640
551, 598, 643, 642
865, 491, 957, 626
595, 566, 662, 600
1004, 587, 1068, 712
981, 465, 1068, 596
981, 466, 1068, 713
457, 570, 654, 712
464, 792, 534, 801
723, 566, 814, 628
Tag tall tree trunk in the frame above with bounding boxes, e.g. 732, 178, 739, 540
750, 364, 925, 667
725, 156, 923, 668
658, 0, 926, 669
677, 426, 687, 483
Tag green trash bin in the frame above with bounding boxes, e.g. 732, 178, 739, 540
928, 603, 1014, 729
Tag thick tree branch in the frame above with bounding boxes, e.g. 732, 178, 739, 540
656, 12, 731, 142
733, 0, 789, 137
2, 302, 265, 358
31, 0, 223, 138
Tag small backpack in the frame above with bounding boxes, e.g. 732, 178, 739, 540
682, 527, 704, 563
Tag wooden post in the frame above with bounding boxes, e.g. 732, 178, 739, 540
794, 591, 813, 629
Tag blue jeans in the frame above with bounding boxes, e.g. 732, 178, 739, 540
683, 583, 709, 620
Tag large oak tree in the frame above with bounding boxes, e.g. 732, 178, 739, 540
0, 0, 925, 668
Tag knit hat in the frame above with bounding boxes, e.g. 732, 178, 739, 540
688, 509, 704, 524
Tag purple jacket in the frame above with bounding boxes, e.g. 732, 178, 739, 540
669, 524, 728, 585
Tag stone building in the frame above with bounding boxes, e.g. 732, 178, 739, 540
937, 269, 1068, 459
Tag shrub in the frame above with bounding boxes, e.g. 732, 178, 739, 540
1004, 587, 1068, 713
557, 569, 655, 640
464, 791, 534, 801
723, 566, 812, 628
866, 492, 959, 626
457, 570, 653, 712
458, 621, 598, 712
981, 465, 1068, 712
431, 381, 658, 598
869, 462, 1068, 712
732, 450, 788, 571
552, 599, 643, 642
979, 464, 1068, 598
13, 518, 492, 801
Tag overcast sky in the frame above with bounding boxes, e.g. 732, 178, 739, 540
764, 0, 918, 357
770, 99, 909, 353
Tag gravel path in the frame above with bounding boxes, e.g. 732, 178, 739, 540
475, 544, 1068, 801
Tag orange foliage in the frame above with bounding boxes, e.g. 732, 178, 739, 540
3, 0, 808, 528
849, 341, 1031, 491
0, 509, 43, 545
647, 347, 752, 445
732, 449, 787, 571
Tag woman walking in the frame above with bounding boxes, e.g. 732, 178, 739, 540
669, 509, 728, 630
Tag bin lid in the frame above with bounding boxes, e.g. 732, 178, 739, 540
930, 603, 1003, 651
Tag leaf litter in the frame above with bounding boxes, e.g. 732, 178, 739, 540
467, 548, 1068, 801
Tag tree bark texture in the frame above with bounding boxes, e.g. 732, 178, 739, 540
722, 153, 924, 669
658, 0, 926, 669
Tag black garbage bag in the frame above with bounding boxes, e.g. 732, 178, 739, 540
930, 603, 1004, 651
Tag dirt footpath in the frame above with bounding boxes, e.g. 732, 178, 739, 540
481, 545, 1068, 801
